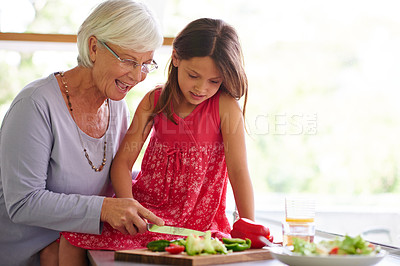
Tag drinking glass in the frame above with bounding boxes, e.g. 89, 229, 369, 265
282, 196, 316, 246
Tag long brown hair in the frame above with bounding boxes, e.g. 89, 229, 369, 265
149, 18, 248, 125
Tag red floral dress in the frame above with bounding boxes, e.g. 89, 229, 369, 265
62, 89, 231, 250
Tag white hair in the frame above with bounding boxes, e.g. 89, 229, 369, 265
77, 0, 163, 67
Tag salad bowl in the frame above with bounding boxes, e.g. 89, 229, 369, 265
269, 235, 387, 266
269, 247, 387, 266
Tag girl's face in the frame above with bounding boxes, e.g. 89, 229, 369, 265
90, 37, 155, 101
173, 53, 223, 108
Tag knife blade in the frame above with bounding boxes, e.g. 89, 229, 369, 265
147, 223, 206, 237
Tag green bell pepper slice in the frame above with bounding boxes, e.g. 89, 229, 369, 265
224, 238, 251, 251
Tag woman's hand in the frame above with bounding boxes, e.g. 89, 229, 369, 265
100, 198, 164, 235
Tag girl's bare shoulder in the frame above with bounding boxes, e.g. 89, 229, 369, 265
139, 85, 164, 112
219, 91, 241, 113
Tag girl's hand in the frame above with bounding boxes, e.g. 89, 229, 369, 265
100, 197, 164, 235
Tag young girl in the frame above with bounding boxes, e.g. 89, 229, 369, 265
60, 17, 254, 263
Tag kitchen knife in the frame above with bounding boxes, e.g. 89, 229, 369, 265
147, 223, 206, 237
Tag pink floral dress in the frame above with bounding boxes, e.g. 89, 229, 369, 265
62, 89, 231, 250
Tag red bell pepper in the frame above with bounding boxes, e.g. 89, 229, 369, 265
230, 218, 273, 249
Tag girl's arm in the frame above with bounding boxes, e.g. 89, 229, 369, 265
110, 90, 155, 198
219, 92, 255, 221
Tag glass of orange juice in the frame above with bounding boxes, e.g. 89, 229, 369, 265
282, 196, 316, 246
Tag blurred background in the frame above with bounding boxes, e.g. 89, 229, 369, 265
1, 0, 400, 246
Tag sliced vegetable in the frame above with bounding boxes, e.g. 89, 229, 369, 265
212, 238, 229, 254
165, 244, 185, 254
148, 231, 241, 256
147, 240, 171, 252
171, 238, 186, 246
329, 246, 339, 255
186, 234, 204, 255
292, 237, 317, 255
203, 230, 217, 254
293, 235, 381, 256
223, 238, 251, 251
222, 238, 246, 245
186, 231, 228, 256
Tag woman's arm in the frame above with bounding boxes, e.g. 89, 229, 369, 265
1, 97, 104, 234
110, 90, 155, 198
219, 93, 255, 221
1, 88, 162, 237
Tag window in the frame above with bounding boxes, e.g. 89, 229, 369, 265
1, 0, 400, 247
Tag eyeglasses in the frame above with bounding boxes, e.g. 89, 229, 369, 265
98, 40, 158, 74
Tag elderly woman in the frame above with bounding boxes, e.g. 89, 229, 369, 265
0, 0, 165, 265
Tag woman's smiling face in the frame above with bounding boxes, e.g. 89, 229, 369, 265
173, 53, 223, 108
90, 38, 155, 101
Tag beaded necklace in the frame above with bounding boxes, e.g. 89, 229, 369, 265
59, 71, 107, 172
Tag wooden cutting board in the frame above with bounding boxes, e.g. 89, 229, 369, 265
115, 248, 272, 265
